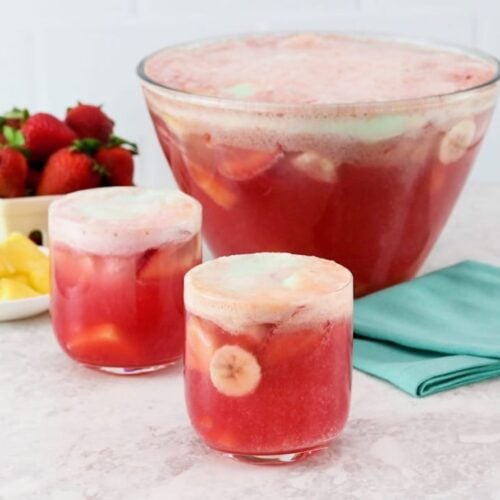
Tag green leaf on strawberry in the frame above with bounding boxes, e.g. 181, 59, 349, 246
2, 125, 30, 159
107, 135, 139, 155
71, 137, 102, 155
2, 126, 25, 148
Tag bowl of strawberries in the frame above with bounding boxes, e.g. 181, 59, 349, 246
0, 104, 138, 245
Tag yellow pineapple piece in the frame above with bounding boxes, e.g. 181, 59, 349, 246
9, 273, 31, 286
0, 278, 40, 300
27, 267, 50, 295
0, 254, 15, 277
0, 233, 50, 294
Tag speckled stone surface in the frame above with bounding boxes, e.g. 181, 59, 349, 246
1, 184, 499, 500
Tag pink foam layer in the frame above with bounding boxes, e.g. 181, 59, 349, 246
184, 253, 353, 333
49, 187, 202, 255
145, 33, 496, 104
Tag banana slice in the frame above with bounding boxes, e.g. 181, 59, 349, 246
209, 345, 261, 397
292, 151, 337, 182
439, 119, 476, 165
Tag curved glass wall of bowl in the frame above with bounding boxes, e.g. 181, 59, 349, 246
138, 32, 500, 296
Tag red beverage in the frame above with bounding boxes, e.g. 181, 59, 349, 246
184, 253, 353, 463
139, 33, 499, 295
49, 187, 201, 374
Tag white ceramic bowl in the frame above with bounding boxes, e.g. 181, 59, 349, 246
0, 195, 60, 246
0, 294, 50, 321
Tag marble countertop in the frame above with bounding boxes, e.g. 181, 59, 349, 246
1, 184, 499, 500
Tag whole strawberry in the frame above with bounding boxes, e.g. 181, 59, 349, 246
65, 103, 114, 143
22, 113, 77, 162
37, 141, 102, 195
0, 146, 28, 197
95, 146, 135, 186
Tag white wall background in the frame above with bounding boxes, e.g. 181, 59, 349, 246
1, 0, 499, 186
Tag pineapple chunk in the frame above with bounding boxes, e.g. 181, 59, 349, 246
0, 233, 50, 294
9, 273, 31, 286
0, 254, 15, 276
0, 278, 40, 300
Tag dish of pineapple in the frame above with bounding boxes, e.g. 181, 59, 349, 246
0, 232, 50, 321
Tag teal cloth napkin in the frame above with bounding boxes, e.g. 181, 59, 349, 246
353, 260, 500, 397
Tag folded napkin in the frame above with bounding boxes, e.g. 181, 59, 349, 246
353, 260, 500, 397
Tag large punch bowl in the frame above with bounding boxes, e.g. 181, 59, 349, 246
138, 33, 499, 296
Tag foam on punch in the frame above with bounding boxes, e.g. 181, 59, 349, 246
143, 34, 498, 152
49, 187, 202, 255
185, 252, 353, 333
145, 33, 495, 104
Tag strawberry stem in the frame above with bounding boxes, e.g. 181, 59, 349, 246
71, 138, 102, 155
107, 135, 139, 155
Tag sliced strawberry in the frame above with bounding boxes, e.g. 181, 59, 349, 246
137, 235, 200, 281
233, 324, 270, 352
65, 323, 139, 367
175, 133, 237, 209
259, 328, 323, 368
216, 145, 282, 181
137, 245, 177, 280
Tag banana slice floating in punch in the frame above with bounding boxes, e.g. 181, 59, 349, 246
439, 119, 476, 165
209, 345, 262, 397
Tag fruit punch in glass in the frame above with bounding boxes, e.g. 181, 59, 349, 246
184, 252, 353, 463
139, 33, 499, 296
49, 187, 201, 374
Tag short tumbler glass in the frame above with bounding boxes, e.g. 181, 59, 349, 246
49, 187, 202, 374
183, 252, 353, 464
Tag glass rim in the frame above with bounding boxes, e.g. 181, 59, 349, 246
136, 31, 500, 111
184, 252, 354, 300
48, 186, 202, 243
